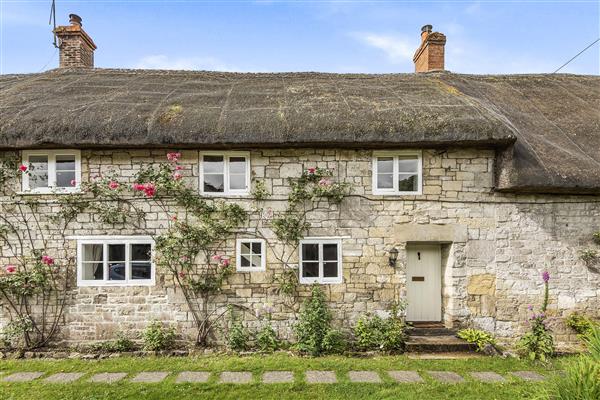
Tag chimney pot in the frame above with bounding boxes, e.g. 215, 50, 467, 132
69, 14, 82, 27
54, 14, 97, 68
413, 24, 446, 73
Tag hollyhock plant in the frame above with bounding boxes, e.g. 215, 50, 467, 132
542, 271, 550, 283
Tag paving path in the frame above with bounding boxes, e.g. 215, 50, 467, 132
1, 370, 550, 384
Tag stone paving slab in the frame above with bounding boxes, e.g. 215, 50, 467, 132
348, 371, 382, 383
427, 371, 465, 383
388, 371, 424, 383
89, 372, 128, 383
219, 371, 252, 384
262, 371, 294, 383
470, 372, 506, 383
175, 371, 211, 383
510, 371, 545, 381
2, 372, 44, 382
306, 370, 337, 384
44, 373, 85, 383
130, 372, 169, 383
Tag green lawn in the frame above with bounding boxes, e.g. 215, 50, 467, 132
0, 353, 562, 400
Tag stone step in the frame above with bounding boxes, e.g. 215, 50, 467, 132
406, 335, 477, 353
408, 327, 458, 336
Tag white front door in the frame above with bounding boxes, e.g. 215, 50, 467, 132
406, 244, 442, 322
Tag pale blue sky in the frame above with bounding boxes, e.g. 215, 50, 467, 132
1, 0, 599, 75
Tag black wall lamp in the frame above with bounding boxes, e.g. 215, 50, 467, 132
388, 247, 399, 267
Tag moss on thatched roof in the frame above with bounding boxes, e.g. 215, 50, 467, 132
0, 68, 598, 193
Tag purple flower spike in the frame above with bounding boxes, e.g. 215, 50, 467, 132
542, 271, 550, 283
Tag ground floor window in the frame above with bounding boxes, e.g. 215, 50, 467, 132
77, 237, 154, 286
299, 239, 342, 284
236, 238, 266, 272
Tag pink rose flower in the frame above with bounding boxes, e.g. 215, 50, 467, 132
108, 181, 119, 190
175, 165, 183, 171
307, 167, 316, 174
179, 271, 186, 278
211, 254, 222, 262
70, 179, 77, 186
167, 152, 181, 162
41, 255, 54, 265
318, 178, 332, 186
18, 165, 28, 172
5, 265, 16, 274
143, 183, 156, 197
133, 183, 145, 191
221, 258, 230, 267
170, 215, 178, 221
173, 173, 183, 181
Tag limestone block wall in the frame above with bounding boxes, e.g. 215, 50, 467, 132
0, 148, 598, 349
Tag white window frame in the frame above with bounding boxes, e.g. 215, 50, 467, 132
372, 150, 422, 195
21, 149, 81, 194
199, 151, 250, 196
76, 236, 155, 287
299, 238, 342, 284
235, 238, 266, 272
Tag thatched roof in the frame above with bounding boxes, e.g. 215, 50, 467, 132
0, 68, 598, 193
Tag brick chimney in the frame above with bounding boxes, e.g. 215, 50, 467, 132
413, 24, 446, 73
54, 14, 97, 68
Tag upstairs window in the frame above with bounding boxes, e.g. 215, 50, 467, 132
372, 151, 422, 195
77, 237, 154, 286
299, 239, 342, 284
200, 152, 250, 195
21, 150, 81, 193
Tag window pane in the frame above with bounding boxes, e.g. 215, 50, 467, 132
82, 262, 103, 280
83, 244, 103, 262
29, 155, 48, 171
229, 157, 246, 174
302, 244, 319, 261
240, 242, 251, 255
29, 172, 49, 189
251, 242, 262, 255
203, 156, 224, 174
302, 262, 319, 278
323, 244, 338, 261
204, 174, 224, 192
323, 262, 338, 278
398, 157, 418, 173
251, 255, 262, 268
108, 263, 126, 280
377, 157, 393, 173
240, 254, 251, 267
229, 174, 246, 190
56, 155, 76, 171
131, 244, 151, 261
108, 244, 125, 261
377, 173, 393, 189
131, 262, 152, 280
398, 174, 418, 192
56, 170, 76, 187
28, 156, 49, 189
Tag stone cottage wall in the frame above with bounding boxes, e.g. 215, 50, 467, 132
0, 148, 598, 349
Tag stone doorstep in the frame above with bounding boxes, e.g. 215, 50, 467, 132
175, 371, 211, 383
219, 371, 253, 384
130, 372, 169, 383
388, 371, 424, 383
305, 370, 337, 384
427, 371, 465, 383
2, 372, 44, 382
510, 371, 545, 382
44, 373, 85, 383
347, 371, 382, 383
88, 372, 128, 383
470, 372, 506, 383
262, 371, 294, 384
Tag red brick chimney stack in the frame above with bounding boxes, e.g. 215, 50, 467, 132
413, 24, 446, 73
54, 14, 97, 68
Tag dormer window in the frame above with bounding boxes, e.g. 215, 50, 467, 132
372, 151, 422, 195
21, 150, 81, 193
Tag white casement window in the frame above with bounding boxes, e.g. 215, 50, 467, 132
236, 238, 266, 272
199, 152, 250, 195
299, 239, 342, 284
76, 237, 154, 286
21, 150, 81, 193
372, 151, 422, 195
